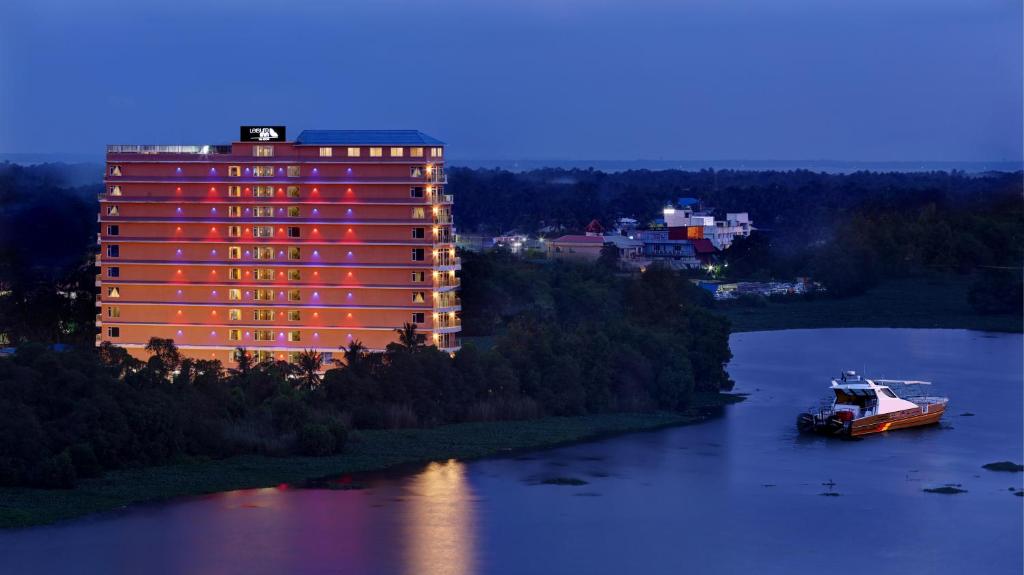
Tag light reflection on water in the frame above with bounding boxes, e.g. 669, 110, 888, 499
402, 460, 476, 575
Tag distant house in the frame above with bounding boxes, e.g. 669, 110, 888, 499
547, 235, 605, 261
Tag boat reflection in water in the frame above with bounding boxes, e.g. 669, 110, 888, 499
402, 459, 477, 575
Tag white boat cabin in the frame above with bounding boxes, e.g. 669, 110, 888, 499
829, 371, 921, 419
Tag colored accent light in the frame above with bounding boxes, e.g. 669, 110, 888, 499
313, 250, 319, 256
177, 330, 183, 335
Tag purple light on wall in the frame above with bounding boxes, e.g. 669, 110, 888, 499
346, 208, 352, 215
245, 207, 251, 213
312, 167, 318, 174
210, 167, 216, 174
278, 208, 284, 213
278, 332, 285, 338
244, 167, 251, 174
313, 208, 319, 214
313, 332, 319, 338
211, 249, 217, 256
211, 290, 218, 296
278, 250, 284, 256
347, 292, 353, 298
278, 291, 284, 297
346, 167, 352, 174
210, 330, 216, 336
176, 207, 183, 213
245, 291, 251, 296
245, 331, 250, 337
313, 250, 319, 256
210, 207, 217, 213
347, 251, 353, 257
347, 333, 353, 339
177, 330, 183, 336
176, 167, 182, 173
176, 289, 183, 295
176, 249, 182, 255
245, 250, 251, 256
313, 292, 319, 298
277, 167, 283, 174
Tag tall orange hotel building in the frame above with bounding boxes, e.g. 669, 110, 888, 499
98, 127, 460, 364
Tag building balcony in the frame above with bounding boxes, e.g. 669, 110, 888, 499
431, 193, 453, 205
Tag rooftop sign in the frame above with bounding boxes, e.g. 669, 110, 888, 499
240, 126, 286, 142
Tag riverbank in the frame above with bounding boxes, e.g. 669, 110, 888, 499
720, 277, 1022, 333
0, 393, 742, 529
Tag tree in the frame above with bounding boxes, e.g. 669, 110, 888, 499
144, 338, 181, 378
598, 243, 620, 270
393, 323, 423, 352
295, 349, 324, 390
229, 347, 254, 378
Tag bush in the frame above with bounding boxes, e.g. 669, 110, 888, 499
68, 444, 102, 478
298, 423, 335, 456
31, 452, 76, 489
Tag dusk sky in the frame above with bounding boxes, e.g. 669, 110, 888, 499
1, 0, 1020, 161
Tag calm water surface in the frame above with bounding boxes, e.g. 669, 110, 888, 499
1, 329, 1021, 575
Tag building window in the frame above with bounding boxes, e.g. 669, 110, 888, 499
430, 147, 443, 158
287, 227, 300, 238
254, 268, 274, 281
254, 246, 273, 260
254, 185, 274, 198
390, 147, 404, 157
410, 166, 424, 178
287, 269, 301, 281
347, 147, 360, 157
254, 165, 274, 177
286, 186, 300, 198
412, 227, 425, 239
228, 166, 241, 177
107, 267, 120, 278
228, 185, 241, 197
254, 329, 273, 341
412, 312, 425, 324
107, 287, 120, 298
228, 289, 241, 301
253, 146, 274, 157
229, 308, 241, 320
254, 289, 273, 301
287, 289, 301, 302
412, 248, 425, 261
229, 329, 241, 341
229, 267, 242, 280
411, 271, 425, 283
254, 226, 273, 238
106, 245, 120, 258
107, 326, 120, 338
288, 330, 301, 342
410, 186, 424, 198
255, 350, 274, 362
107, 225, 119, 236
410, 147, 424, 158
288, 247, 301, 260
106, 205, 120, 216
412, 291, 426, 303
287, 206, 300, 217
287, 309, 301, 321
411, 207, 426, 219
254, 309, 273, 321
109, 165, 122, 176
369, 147, 383, 158
108, 306, 121, 318
287, 166, 300, 177
108, 185, 122, 196
228, 246, 242, 260
228, 226, 242, 238
319, 147, 333, 157
228, 205, 241, 217
254, 206, 273, 217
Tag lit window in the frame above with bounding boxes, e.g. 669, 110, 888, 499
411, 207, 426, 219
228, 246, 242, 260
229, 329, 241, 341
254, 206, 273, 217
410, 186, 425, 198
228, 206, 241, 217
228, 289, 241, 301
254, 329, 273, 341
107, 287, 120, 298
254, 268, 274, 281
287, 269, 301, 281
228, 185, 241, 197
390, 147, 404, 157
109, 165, 122, 176
410, 166, 424, 178
369, 147, 383, 157
106, 245, 120, 258
108, 267, 120, 278
287, 227, 300, 238
109, 185, 122, 196
228, 226, 242, 237
107, 326, 120, 337
412, 248, 425, 261
108, 306, 121, 318
254, 226, 273, 238
253, 165, 274, 177
410, 147, 424, 158
254, 309, 273, 321
430, 147, 443, 158
229, 268, 242, 280
287, 206, 300, 217
412, 227, 425, 239
254, 185, 274, 198
412, 291, 426, 303
411, 271, 425, 283
228, 166, 241, 177
106, 205, 120, 216
319, 147, 333, 157
287, 166, 300, 177
412, 312, 425, 324
287, 289, 301, 301
287, 309, 301, 321
288, 330, 301, 342
255, 289, 273, 301
107, 225, 120, 236
228, 308, 241, 320
253, 146, 274, 158
254, 246, 273, 260
286, 186, 300, 198
347, 147, 360, 157
255, 350, 274, 362
288, 247, 301, 260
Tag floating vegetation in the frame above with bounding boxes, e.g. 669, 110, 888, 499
540, 477, 589, 486
819, 492, 841, 497
924, 486, 967, 494
982, 461, 1023, 472
588, 471, 610, 478
960, 412, 976, 417
573, 492, 602, 497
761, 484, 776, 488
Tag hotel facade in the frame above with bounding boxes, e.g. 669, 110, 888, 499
98, 127, 460, 364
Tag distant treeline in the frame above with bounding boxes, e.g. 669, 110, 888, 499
0, 254, 731, 489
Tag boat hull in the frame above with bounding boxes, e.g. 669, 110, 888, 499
848, 402, 946, 437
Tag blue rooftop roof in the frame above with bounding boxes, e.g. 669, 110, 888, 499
295, 130, 444, 146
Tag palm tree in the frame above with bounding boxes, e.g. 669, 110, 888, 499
295, 349, 324, 390
228, 347, 253, 378
339, 339, 367, 368
395, 322, 421, 351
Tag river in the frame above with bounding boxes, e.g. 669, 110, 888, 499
1, 329, 1021, 574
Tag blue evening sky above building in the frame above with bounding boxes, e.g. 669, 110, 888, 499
0, 0, 1020, 162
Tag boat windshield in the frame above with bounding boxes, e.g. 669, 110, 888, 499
879, 388, 898, 398
834, 388, 877, 406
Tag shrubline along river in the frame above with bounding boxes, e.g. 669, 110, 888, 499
1, 329, 1021, 575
